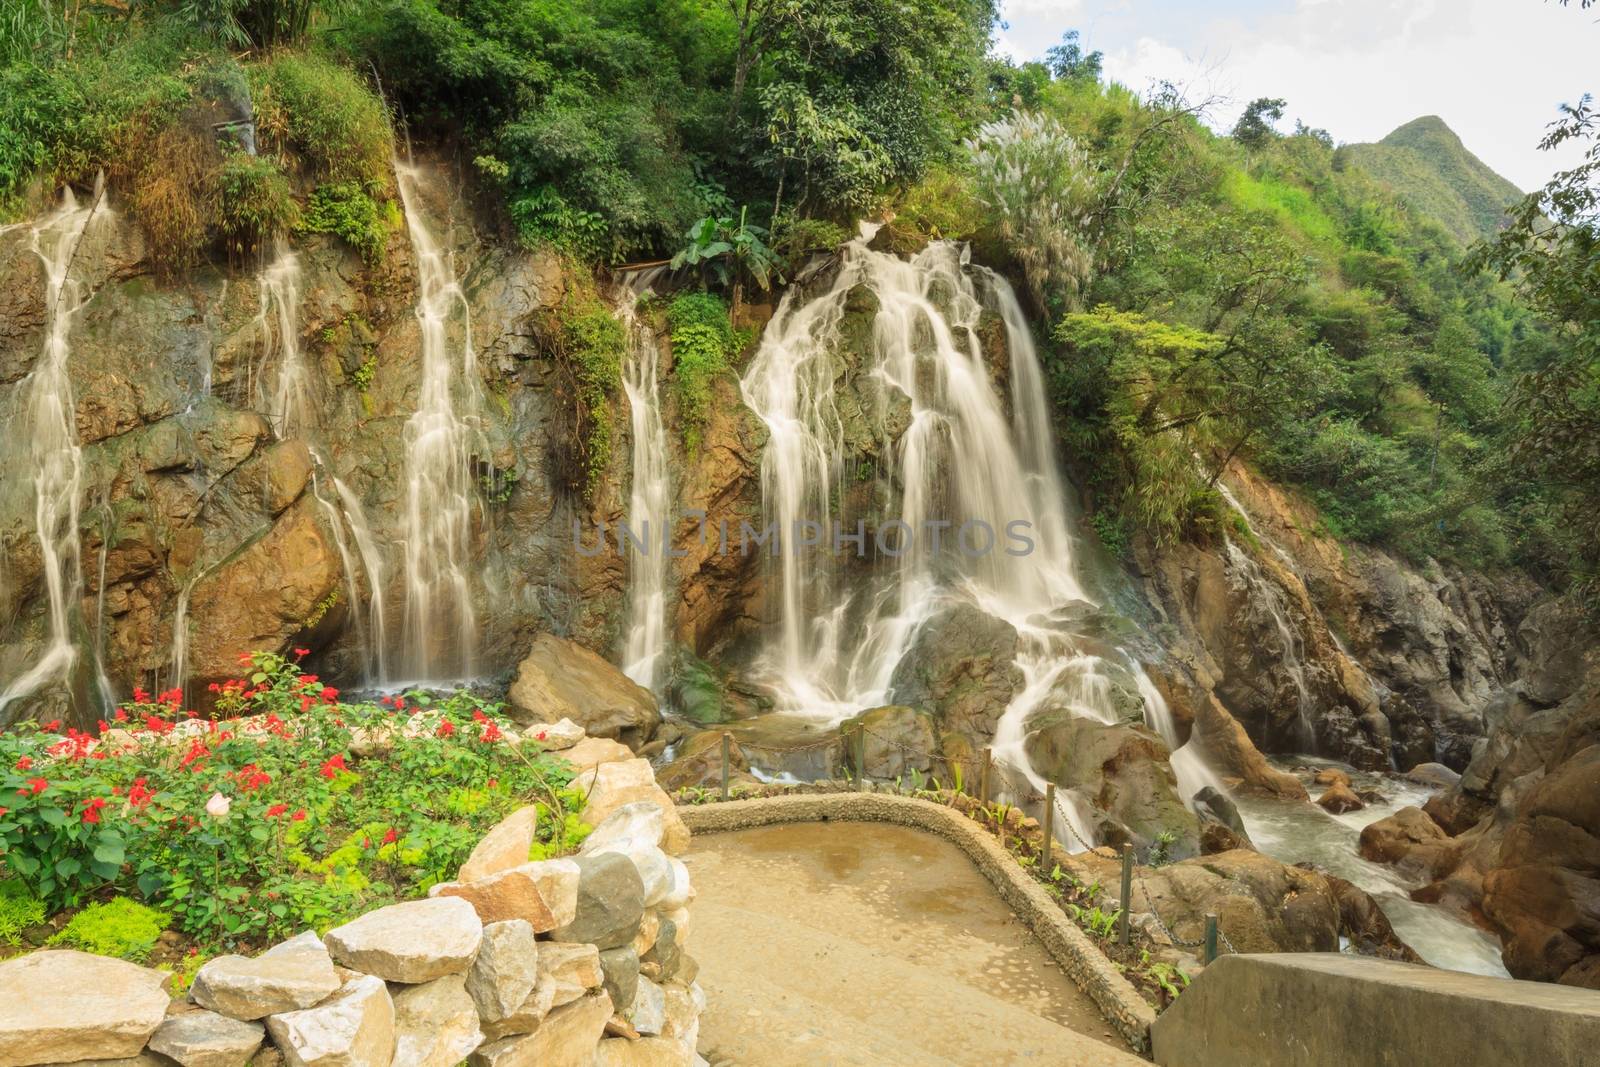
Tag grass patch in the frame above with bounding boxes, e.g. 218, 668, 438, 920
1223, 170, 1339, 246
50, 898, 169, 962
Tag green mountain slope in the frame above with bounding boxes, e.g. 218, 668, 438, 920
1342, 115, 1523, 244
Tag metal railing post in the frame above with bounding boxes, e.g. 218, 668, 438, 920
979, 748, 992, 804
720, 732, 731, 801
1041, 783, 1055, 871
1204, 914, 1219, 963
1118, 843, 1134, 946
855, 725, 867, 792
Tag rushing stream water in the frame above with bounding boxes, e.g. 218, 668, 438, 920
1234, 758, 1508, 976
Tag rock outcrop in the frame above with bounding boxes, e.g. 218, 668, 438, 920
507, 633, 660, 747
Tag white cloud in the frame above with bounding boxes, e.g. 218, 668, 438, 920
997, 0, 1597, 191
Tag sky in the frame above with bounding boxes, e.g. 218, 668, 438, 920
993, 0, 1598, 192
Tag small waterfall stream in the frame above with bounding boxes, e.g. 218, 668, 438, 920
0, 182, 112, 717
616, 268, 673, 693
395, 163, 485, 680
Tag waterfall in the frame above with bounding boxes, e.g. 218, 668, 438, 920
0, 182, 111, 718
739, 228, 1085, 718
615, 268, 673, 693
740, 227, 1170, 849
1135, 669, 1225, 802
1223, 537, 1316, 750
248, 238, 387, 685
255, 240, 316, 439
395, 163, 484, 679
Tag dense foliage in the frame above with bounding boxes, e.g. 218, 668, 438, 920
0, 652, 585, 950
0, 3, 1584, 586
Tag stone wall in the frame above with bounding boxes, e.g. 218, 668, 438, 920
0, 727, 704, 1067
1150, 952, 1600, 1067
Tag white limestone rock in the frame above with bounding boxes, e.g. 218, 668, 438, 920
324, 897, 483, 983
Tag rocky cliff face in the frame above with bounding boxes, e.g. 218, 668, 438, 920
0, 161, 635, 720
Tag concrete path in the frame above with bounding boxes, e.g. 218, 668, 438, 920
685, 822, 1146, 1066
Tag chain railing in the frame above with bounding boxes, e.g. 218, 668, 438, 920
698, 721, 1239, 964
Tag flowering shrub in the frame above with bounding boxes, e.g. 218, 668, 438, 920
0, 652, 583, 949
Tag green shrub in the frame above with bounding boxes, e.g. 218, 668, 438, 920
250, 52, 392, 189
0, 880, 45, 943
218, 152, 299, 254
298, 181, 388, 261
561, 300, 626, 493
50, 898, 169, 961
666, 292, 736, 454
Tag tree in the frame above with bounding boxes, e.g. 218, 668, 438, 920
1467, 94, 1600, 599
1232, 97, 1285, 147
1045, 30, 1101, 83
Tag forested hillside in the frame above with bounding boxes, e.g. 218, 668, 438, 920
0, 0, 1592, 596
1344, 115, 1526, 244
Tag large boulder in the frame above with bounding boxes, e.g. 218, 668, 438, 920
147, 1011, 265, 1067
551, 852, 646, 950
1025, 711, 1200, 859
265, 973, 394, 1067
1069, 848, 1341, 954
0, 951, 170, 1066
1359, 806, 1462, 882
324, 897, 483, 983
191, 932, 342, 1021
465, 920, 540, 1023
507, 634, 660, 747
1482, 743, 1600, 987
391, 973, 485, 1067
458, 806, 540, 882
575, 759, 690, 854
469, 992, 613, 1067
888, 602, 1023, 746
840, 705, 938, 779
431, 858, 580, 931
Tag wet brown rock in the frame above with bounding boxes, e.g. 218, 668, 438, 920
507, 634, 660, 747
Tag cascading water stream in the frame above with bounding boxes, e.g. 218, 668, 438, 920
740, 228, 1178, 849
0, 182, 113, 717
395, 163, 484, 679
238, 240, 388, 686
615, 268, 673, 693
256, 239, 316, 440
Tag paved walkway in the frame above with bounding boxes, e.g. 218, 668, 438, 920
685, 822, 1146, 1066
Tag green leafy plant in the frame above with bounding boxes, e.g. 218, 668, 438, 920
217, 151, 299, 255
0, 879, 45, 943
50, 898, 170, 961
666, 292, 737, 453
298, 181, 388, 262
671, 208, 785, 301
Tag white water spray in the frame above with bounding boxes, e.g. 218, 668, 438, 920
0, 182, 109, 717
396, 164, 484, 678
616, 268, 673, 693
255, 240, 316, 439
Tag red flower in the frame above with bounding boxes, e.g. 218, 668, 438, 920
237, 651, 254, 666
144, 715, 173, 735
290, 808, 307, 822
41, 720, 60, 733
0, 807, 8, 817
486, 778, 498, 789
435, 721, 456, 738
471, 708, 488, 723
319, 754, 347, 779
479, 723, 502, 744
14, 757, 31, 771
265, 803, 289, 818
382, 827, 398, 845
132, 686, 149, 703
300, 696, 314, 712
535, 730, 547, 742
97, 719, 110, 735
79, 797, 107, 824
113, 708, 127, 722
207, 682, 221, 693
294, 647, 310, 658
26, 778, 47, 795
127, 778, 154, 809
320, 686, 338, 703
